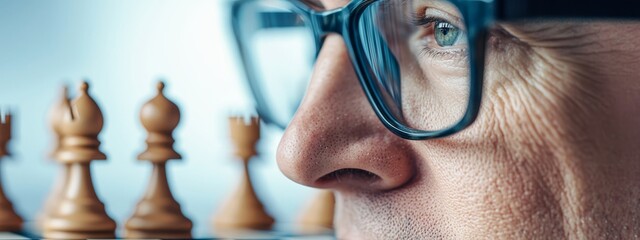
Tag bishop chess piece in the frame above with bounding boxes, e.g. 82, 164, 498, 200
298, 190, 335, 232
43, 82, 116, 239
124, 81, 192, 239
213, 116, 275, 230
0, 110, 24, 231
48, 85, 68, 158
38, 86, 71, 226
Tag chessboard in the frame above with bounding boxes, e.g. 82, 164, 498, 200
0, 226, 335, 239
0, 81, 335, 240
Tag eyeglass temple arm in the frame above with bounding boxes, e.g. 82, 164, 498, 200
498, 0, 640, 19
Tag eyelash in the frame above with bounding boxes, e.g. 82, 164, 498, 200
419, 47, 466, 62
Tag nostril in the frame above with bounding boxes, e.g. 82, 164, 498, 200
317, 168, 382, 190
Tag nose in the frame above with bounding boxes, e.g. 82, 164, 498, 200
277, 34, 416, 192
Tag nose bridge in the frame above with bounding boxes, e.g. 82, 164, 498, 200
276, 33, 417, 192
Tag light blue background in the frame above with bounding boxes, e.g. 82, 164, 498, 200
0, 0, 318, 236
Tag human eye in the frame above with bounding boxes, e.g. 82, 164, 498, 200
434, 21, 462, 46
411, 7, 468, 63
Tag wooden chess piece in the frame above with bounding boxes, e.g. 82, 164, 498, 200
49, 85, 68, 158
38, 86, 72, 227
124, 81, 192, 239
43, 82, 116, 239
0, 110, 24, 231
213, 116, 275, 230
298, 190, 335, 231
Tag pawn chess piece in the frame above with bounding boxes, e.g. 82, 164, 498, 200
0, 111, 24, 231
38, 86, 72, 227
43, 82, 116, 239
213, 116, 275, 230
298, 190, 335, 232
124, 81, 192, 239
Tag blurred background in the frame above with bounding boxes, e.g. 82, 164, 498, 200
0, 0, 318, 236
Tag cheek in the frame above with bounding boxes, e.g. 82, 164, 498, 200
405, 107, 567, 237
420, 144, 552, 233
334, 137, 566, 238
401, 44, 571, 234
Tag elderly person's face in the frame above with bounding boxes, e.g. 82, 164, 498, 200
276, 0, 640, 238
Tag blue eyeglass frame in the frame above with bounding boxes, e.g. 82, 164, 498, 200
231, 0, 640, 140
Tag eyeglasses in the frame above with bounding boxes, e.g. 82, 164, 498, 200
230, 0, 640, 140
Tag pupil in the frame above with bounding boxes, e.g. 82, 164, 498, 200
440, 28, 450, 36
434, 21, 459, 47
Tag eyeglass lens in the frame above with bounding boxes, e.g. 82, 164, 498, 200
356, 0, 471, 132
236, 0, 317, 127
238, 0, 471, 132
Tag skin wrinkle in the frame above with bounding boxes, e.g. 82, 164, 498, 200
485, 22, 640, 238
276, 0, 640, 239
480, 21, 624, 235
482, 75, 568, 236
502, 22, 597, 49
492, 49, 585, 238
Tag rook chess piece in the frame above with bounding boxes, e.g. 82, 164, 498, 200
0, 110, 24, 231
124, 81, 192, 239
43, 82, 116, 239
213, 116, 275, 230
